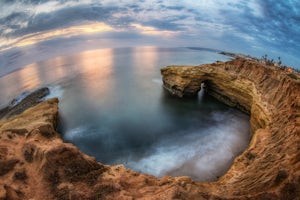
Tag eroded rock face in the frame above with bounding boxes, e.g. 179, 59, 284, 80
161, 58, 300, 198
0, 58, 299, 199
0, 98, 196, 200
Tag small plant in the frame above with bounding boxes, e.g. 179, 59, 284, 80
278, 57, 282, 66
260, 55, 283, 67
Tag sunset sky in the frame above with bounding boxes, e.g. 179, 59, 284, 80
0, 0, 299, 67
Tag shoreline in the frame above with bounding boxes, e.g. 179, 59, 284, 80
0, 58, 299, 199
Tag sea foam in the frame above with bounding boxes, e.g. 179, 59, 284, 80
123, 110, 250, 181
45, 85, 64, 100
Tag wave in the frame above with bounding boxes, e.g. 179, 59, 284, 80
122, 111, 250, 181
151, 78, 163, 85
64, 126, 88, 140
45, 85, 64, 100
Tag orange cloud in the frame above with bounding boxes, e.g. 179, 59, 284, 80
1, 22, 114, 50
131, 23, 178, 36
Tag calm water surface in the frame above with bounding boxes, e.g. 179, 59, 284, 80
0, 47, 250, 181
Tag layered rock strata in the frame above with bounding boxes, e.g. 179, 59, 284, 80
0, 58, 299, 199
161, 58, 300, 198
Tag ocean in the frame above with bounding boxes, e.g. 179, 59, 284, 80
0, 47, 250, 181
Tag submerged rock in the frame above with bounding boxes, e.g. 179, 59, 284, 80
0, 58, 299, 199
0, 87, 49, 120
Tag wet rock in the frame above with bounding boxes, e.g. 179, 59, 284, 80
0, 87, 50, 120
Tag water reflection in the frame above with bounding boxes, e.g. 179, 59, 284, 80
0, 48, 116, 105
73, 49, 115, 101
52, 56, 67, 79
0, 63, 42, 105
133, 46, 158, 72
0, 47, 250, 181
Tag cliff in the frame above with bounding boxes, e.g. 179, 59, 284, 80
161, 58, 300, 198
0, 58, 299, 199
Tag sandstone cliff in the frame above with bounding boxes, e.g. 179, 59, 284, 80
161, 58, 300, 199
0, 58, 299, 199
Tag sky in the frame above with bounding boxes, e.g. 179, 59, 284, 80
0, 0, 299, 68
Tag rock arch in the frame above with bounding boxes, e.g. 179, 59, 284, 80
161, 58, 300, 198
0, 58, 299, 199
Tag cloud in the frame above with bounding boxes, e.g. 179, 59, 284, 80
0, 0, 299, 67
3, 4, 116, 37
130, 23, 180, 36
0, 22, 115, 52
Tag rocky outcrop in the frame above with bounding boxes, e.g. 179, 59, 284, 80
161, 58, 300, 198
0, 58, 299, 199
0, 98, 201, 200
0, 87, 49, 120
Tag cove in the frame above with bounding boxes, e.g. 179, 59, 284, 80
0, 57, 298, 199
0, 47, 250, 181
55, 47, 251, 181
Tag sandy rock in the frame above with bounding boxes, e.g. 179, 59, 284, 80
161, 58, 300, 199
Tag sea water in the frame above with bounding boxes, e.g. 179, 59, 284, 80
0, 47, 250, 181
